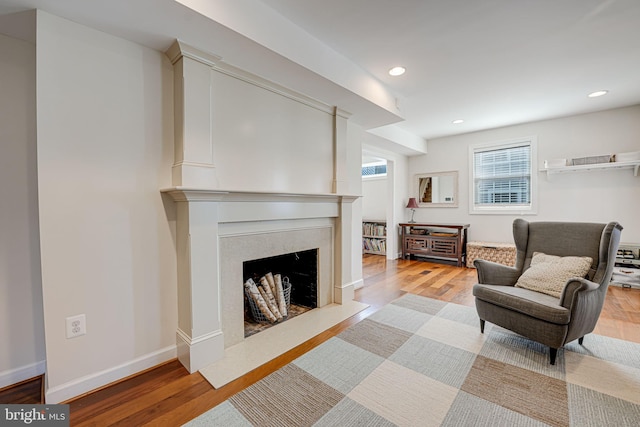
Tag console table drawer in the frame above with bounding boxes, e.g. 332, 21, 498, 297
430, 239, 457, 256
404, 235, 458, 256
406, 238, 429, 250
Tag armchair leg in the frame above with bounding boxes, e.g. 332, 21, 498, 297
479, 319, 485, 334
578, 336, 584, 345
549, 348, 558, 365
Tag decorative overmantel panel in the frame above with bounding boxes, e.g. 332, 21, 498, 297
165, 40, 352, 193
163, 40, 360, 374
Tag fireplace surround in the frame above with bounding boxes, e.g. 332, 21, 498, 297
220, 218, 332, 348
161, 189, 361, 374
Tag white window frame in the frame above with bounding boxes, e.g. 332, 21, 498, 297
468, 136, 538, 215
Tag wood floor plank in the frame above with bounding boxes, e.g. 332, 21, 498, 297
71, 370, 206, 426
0, 376, 43, 404
69, 361, 188, 424
104, 380, 213, 427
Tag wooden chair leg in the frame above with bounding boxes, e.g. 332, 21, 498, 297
549, 348, 558, 365
578, 336, 584, 345
479, 319, 485, 333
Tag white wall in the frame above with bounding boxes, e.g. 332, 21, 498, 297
0, 33, 46, 388
409, 105, 640, 243
35, 12, 177, 402
362, 177, 387, 220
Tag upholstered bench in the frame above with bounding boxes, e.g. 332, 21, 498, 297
467, 241, 516, 268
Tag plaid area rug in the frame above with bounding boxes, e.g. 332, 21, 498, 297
185, 294, 640, 427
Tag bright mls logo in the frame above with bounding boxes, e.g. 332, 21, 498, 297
1, 405, 69, 426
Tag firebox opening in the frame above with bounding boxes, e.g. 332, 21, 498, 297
242, 248, 318, 337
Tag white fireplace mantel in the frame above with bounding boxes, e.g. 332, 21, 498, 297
162, 187, 360, 204
163, 187, 360, 373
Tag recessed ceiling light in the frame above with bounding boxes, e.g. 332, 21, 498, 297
452, 119, 464, 124
388, 66, 406, 76
588, 90, 608, 98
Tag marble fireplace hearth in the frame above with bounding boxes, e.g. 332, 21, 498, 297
200, 297, 367, 388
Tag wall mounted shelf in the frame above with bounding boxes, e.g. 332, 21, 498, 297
540, 161, 640, 177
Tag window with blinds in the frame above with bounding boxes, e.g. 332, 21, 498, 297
470, 138, 537, 213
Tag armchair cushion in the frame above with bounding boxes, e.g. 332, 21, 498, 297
514, 252, 592, 298
474, 284, 571, 324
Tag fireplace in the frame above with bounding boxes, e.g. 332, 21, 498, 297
162, 41, 364, 375
162, 188, 361, 375
219, 220, 335, 349
159, 188, 370, 389
243, 249, 318, 337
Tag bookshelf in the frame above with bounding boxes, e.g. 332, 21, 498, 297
362, 220, 387, 255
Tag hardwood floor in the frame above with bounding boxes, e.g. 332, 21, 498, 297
3, 255, 639, 425
0, 375, 43, 404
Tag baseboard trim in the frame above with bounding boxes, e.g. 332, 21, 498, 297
0, 360, 46, 390
45, 345, 176, 404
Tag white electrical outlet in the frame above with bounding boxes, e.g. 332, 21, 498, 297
66, 314, 86, 339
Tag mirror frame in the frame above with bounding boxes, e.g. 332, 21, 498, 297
415, 171, 459, 208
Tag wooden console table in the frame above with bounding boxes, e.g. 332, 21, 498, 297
399, 223, 470, 267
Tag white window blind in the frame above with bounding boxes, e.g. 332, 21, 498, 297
473, 143, 532, 208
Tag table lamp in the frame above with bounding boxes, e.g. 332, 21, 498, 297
406, 198, 419, 223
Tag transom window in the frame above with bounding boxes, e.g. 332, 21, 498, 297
469, 137, 537, 214
362, 160, 387, 178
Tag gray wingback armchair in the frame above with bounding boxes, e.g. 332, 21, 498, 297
473, 219, 623, 364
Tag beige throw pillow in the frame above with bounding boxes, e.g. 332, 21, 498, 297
515, 252, 593, 298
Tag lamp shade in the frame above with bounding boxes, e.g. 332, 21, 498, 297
406, 198, 419, 209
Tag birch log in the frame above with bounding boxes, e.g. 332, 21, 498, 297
274, 273, 288, 317
260, 276, 283, 321
244, 278, 276, 322
257, 286, 277, 322
265, 272, 277, 295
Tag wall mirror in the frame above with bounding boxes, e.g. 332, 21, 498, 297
415, 171, 458, 207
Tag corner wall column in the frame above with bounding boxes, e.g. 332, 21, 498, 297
332, 107, 357, 303
175, 199, 224, 373
166, 40, 220, 188
335, 196, 358, 303
166, 40, 227, 372
332, 107, 351, 194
